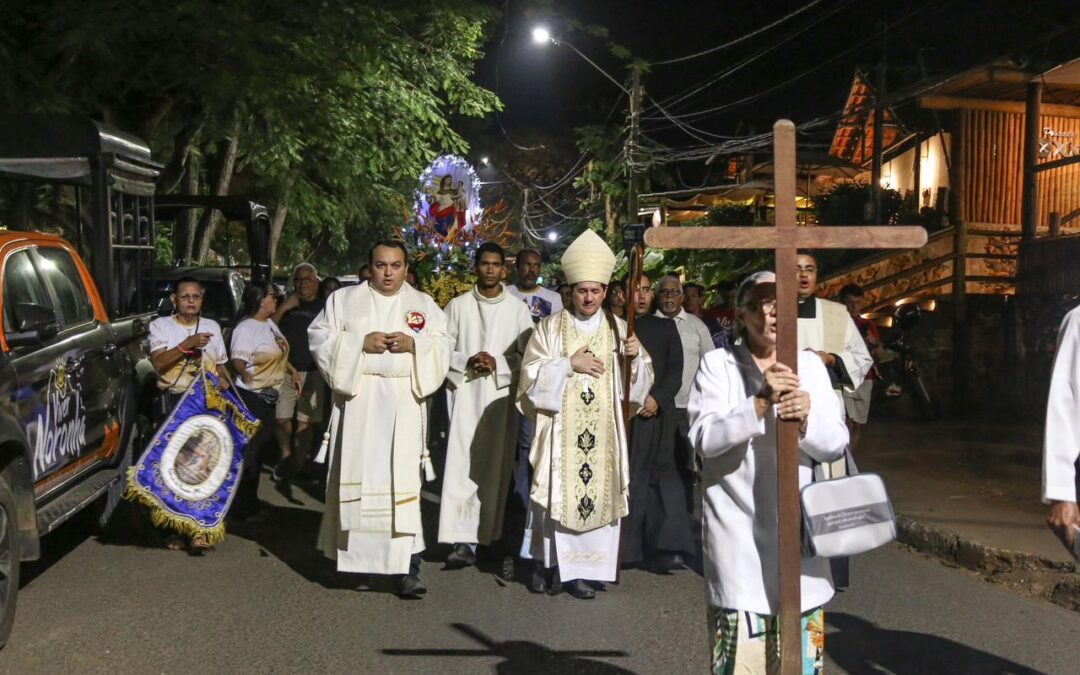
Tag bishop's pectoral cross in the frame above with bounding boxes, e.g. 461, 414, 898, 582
645, 120, 927, 674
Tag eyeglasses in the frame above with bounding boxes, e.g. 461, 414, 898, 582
658, 289, 683, 297
741, 299, 777, 313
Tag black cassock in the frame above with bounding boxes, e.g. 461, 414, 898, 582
620, 315, 694, 565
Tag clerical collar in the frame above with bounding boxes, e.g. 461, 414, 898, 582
369, 281, 405, 299
570, 308, 603, 331
472, 284, 506, 304
797, 297, 816, 319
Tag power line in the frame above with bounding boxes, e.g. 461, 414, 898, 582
649, 0, 858, 113
647, 0, 829, 66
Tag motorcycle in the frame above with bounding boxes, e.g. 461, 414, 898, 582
863, 297, 938, 420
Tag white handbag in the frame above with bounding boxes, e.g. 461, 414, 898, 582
800, 452, 896, 558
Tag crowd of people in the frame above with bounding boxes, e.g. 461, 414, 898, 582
146, 233, 885, 673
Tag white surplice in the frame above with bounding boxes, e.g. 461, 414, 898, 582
797, 297, 872, 395
688, 345, 848, 614
1044, 305, 1080, 503
517, 309, 653, 582
308, 281, 448, 575
440, 285, 535, 545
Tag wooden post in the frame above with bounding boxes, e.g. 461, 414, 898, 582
1049, 212, 1062, 237
950, 110, 968, 414
1022, 81, 1043, 241
913, 135, 922, 208
644, 120, 926, 674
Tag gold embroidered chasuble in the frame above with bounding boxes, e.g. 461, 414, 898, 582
518, 309, 654, 533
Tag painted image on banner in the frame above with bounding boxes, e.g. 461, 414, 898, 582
174, 428, 222, 486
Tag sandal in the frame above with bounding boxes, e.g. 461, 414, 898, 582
189, 533, 213, 555
164, 534, 186, 551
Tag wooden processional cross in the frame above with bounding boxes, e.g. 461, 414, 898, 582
644, 120, 927, 674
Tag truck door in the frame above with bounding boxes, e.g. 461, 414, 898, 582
3, 247, 121, 497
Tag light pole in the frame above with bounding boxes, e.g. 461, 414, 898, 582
532, 26, 643, 235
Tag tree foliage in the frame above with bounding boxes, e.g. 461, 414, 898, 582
0, 0, 502, 272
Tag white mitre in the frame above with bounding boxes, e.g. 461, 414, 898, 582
561, 229, 616, 285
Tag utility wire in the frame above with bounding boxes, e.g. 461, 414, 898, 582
647, 0, 829, 66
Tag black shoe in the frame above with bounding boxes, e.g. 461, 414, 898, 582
564, 578, 596, 600
651, 552, 685, 574
499, 555, 516, 582
397, 574, 427, 598
354, 574, 374, 592
445, 543, 477, 569
272, 458, 291, 482
528, 567, 550, 594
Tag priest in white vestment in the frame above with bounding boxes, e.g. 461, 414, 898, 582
1044, 304, 1080, 559
517, 230, 653, 600
688, 271, 848, 673
795, 252, 872, 588
309, 241, 448, 598
795, 252, 872, 398
440, 242, 535, 568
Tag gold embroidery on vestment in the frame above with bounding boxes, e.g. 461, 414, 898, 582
559, 313, 616, 532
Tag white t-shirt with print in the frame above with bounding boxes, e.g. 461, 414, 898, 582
230, 317, 289, 391
506, 284, 563, 322
148, 315, 228, 393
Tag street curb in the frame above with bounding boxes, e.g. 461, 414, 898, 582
895, 515, 1080, 611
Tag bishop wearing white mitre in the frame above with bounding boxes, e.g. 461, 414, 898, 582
517, 229, 653, 599
309, 240, 448, 598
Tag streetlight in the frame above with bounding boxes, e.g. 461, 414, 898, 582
481, 156, 490, 166
530, 24, 641, 232
547, 231, 558, 242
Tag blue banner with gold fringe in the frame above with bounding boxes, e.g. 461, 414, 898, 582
125, 372, 260, 544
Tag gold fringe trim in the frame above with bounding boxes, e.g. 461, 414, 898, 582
123, 466, 227, 545
201, 373, 261, 439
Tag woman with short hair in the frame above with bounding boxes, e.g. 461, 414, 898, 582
688, 271, 848, 673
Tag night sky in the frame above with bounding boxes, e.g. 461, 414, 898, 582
477, 0, 1079, 150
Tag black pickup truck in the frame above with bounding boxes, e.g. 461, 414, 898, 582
0, 114, 162, 647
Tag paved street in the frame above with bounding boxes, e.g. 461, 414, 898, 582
3, 475, 1079, 674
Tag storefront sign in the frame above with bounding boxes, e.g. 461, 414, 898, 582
1039, 128, 1078, 160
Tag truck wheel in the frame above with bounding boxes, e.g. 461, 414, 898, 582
0, 474, 20, 650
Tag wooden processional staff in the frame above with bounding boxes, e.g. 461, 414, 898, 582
644, 120, 927, 674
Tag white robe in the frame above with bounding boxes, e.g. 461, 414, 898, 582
517, 309, 653, 582
1043, 305, 1080, 503
688, 346, 848, 614
308, 282, 448, 575
440, 285, 534, 545
797, 297, 872, 396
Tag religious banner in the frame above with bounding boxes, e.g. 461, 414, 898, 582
125, 372, 259, 544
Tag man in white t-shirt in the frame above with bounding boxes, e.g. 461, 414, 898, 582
504, 248, 563, 560
149, 276, 229, 415
507, 249, 563, 324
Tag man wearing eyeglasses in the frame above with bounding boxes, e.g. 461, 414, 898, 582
271, 262, 326, 489
655, 274, 716, 516
795, 252, 872, 401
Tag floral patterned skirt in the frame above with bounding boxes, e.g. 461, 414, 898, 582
709, 606, 825, 675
